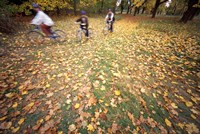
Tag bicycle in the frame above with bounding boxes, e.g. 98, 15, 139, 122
26, 25, 66, 43
103, 21, 112, 35
76, 23, 93, 42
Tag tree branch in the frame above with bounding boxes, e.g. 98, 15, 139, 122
160, 0, 168, 5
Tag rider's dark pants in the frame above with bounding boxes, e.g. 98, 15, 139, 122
107, 21, 114, 32
80, 25, 89, 37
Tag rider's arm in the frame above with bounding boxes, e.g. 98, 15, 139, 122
76, 18, 81, 23
105, 14, 108, 21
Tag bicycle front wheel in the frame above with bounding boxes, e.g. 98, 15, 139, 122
26, 31, 44, 44
77, 30, 83, 42
53, 30, 66, 42
88, 28, 93, 38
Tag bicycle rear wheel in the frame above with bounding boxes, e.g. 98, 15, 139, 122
26, 31, 44, 44
103, 26, 109, 35
53, 30, 66, 43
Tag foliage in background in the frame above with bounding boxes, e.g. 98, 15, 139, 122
0, 0, 18, 34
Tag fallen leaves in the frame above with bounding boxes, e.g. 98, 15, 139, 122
165, 118, 172, 127
0, 15, 199, 134
0, 122, 12, 129
87, 124, 94, 131
68, 124, 76, 132
74, 103, 80, 109
114, 90, 121, 96
23, 102, 35, 112
18, 118, 25, 125
185, 101, 193, 107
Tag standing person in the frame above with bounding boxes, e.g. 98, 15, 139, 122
75, 11, 89, 38
31, 4, 54, 37
105, 9, 115, 32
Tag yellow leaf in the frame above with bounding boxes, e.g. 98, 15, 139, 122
74, 103, 80, 109
171, 103, 178, 109
23, 102, 34, 111
58, 131, 63, 134
37, 119, 44, 124
178, 123, 185, 129
165, 118, 171, 127
105, 103, 109, 106
18, 118, 25, 125
152, 93, 156, 98
0, 116, 7, 121
11, 127, 20, 133
87, 124, 94, 131
114, 90, 121, 96
22, 91, 28, 95
46, 84, 50, 88
185, 101, 193, 107
12, 102, 18, 108
5, 93, 14, 98
18, 85, 25, 90
99, 99, 104, 103
191, 114, 196, 119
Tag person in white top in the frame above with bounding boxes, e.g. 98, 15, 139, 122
105, 9, 115, 32
31, 4, 54, 36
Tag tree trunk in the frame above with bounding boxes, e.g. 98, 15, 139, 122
56, 6, 60, 16
137, 7, 140, 14
121, 5, 124, 14
99, 0, 104, 13
134, 7, 138, 16
152, 0, 160, 18
172, 3, 177, 15
180, 0, 199, 23
73, 0, 77, 15
152, 0, 168, 18
142, 7, 146, 14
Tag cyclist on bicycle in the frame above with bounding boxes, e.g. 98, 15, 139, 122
105, 9, 115, 32
75, 11, 89, 38
31, 4, 54, 37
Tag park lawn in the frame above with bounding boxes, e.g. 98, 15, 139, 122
0, 15, 199, 133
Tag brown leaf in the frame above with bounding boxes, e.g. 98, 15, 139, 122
0, 122, 12, 129
88, 96, 97, 107
111, 123, 120, 133
127, 112, 136, 125
99, 113, 107, 121
38, 120, 54, 134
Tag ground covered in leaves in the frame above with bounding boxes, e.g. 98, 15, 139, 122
0, 15, 200, 134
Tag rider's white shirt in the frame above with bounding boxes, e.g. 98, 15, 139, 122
31, 11, 54, 26
105, 13, 114, 21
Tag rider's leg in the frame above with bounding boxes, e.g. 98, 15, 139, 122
40, 24, 52, 36
81, 26, 89, 37
85, 28, 89, 37
110, 22, 113, 32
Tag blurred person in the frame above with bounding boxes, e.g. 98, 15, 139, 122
31, 4, 54, 37
75, 11, 89, 38
105, 9, 115, 32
